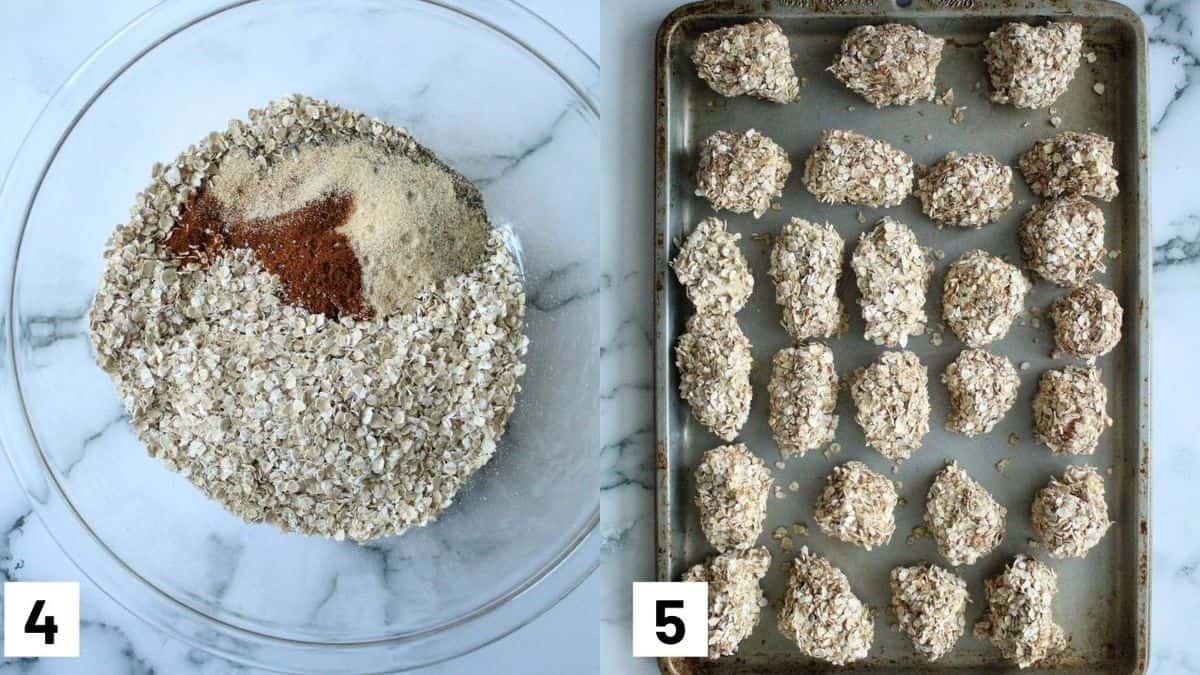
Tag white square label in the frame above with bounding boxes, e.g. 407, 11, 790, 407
3, 582, 80, 658
631, 581, 708, 658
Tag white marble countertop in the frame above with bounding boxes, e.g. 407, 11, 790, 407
0, 2, 598, 674
601, 1, 1199, 673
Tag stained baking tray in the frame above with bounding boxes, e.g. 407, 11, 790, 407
653, 1, 1150, 672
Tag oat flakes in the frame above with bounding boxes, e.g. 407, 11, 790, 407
890, 563, 969, 661
692, 20, 800, 103
88, 96, 528, 542
942, 348, 1019, 437
814, 461, 898, 550
916, 153, 1013, 228
676, 312, 753, 441
852, 218, 931, 347
777, 547, 875, 665
1049, 282, 1123, 360
673, 216, 754, 314
769, 218, 844, 340
1032, 366, 1111, 455
694, 443, 774, 552
1031, 465, 1111, 559
803, 129, 913, 207
974, 555, 1066, 668
684, 546, 772, 658
984, 22, 1083, 109
1019, 195, 1107, 286
943, 250, 1031, 348
830, 24, 945, 108
850, 350, 930, 460
696, 129, 792, 217
924, 462, 1007, 566
768, 343, 838, 458
1019, 131, 1119, 201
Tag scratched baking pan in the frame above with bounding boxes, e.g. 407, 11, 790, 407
653, 1, 1149, 672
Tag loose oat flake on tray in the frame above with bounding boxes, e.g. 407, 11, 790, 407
88, 95, 529, 543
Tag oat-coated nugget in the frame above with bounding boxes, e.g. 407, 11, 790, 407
803, 129, 913, 208
852, 218, 931, 347
672, 216, 754, 314
777, 547, 875, 665
696, 129, 792, 218
768, 343, 839, 458
769, 218, 844, 340
850, 350, 930, 460
692, 20, 799, 103
684, 546, 772, 658
984, 22, 1083, 109
676, 312, 753, 441
694, 444, 773, 552
830, 23, 945, 108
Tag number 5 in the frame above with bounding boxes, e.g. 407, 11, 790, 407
655, 599, 685, 645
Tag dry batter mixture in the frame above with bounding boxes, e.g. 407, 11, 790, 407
89, 96, 528, 542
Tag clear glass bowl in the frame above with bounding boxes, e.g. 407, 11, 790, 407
0, 1, 600, 671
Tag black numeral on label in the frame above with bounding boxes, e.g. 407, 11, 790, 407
24, 599, 58, 645
655, 599, 685, 645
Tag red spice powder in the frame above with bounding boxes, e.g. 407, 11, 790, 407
166, 190, 369, 320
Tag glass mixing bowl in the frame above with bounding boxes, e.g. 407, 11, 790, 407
0, 1, 600, 671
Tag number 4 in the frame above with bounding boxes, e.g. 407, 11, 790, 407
24, 600, 58, 645
655, 599, 685, 645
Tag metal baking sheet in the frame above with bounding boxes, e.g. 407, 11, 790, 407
653, 1, 1150, 672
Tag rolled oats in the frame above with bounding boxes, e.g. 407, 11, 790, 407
673, 216, 754, 314
768, 343, 838, 458
814, 461, 898, 550
830, 24, 945, 108
1019, 195, 1107, 286
974, 555, 1066, 668
692, 20, 800, 103
676, 312, 753, 441
684, 546, 772, 658
924, 462, 1007, 566
1019, 131, 1119, 201
803, 129, 913, 207
852, 218, 931, 347
850, 350, 930, 460
1032, 366, 1112, 455
1031, 465, 1112, 559
769, 218, 845, 340
1049, 282, 1123, 360
777, 547, 875, 665
942, 348, 1019, 437
916, 153, 1013, 228
890, 563, 969, 661
942, 250, 1031, 348
984, 22, 1083, 109
694, 444, 774, 552
696, 129, 792, 217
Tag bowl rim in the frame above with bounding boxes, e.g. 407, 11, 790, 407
0, 0, 599, 671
